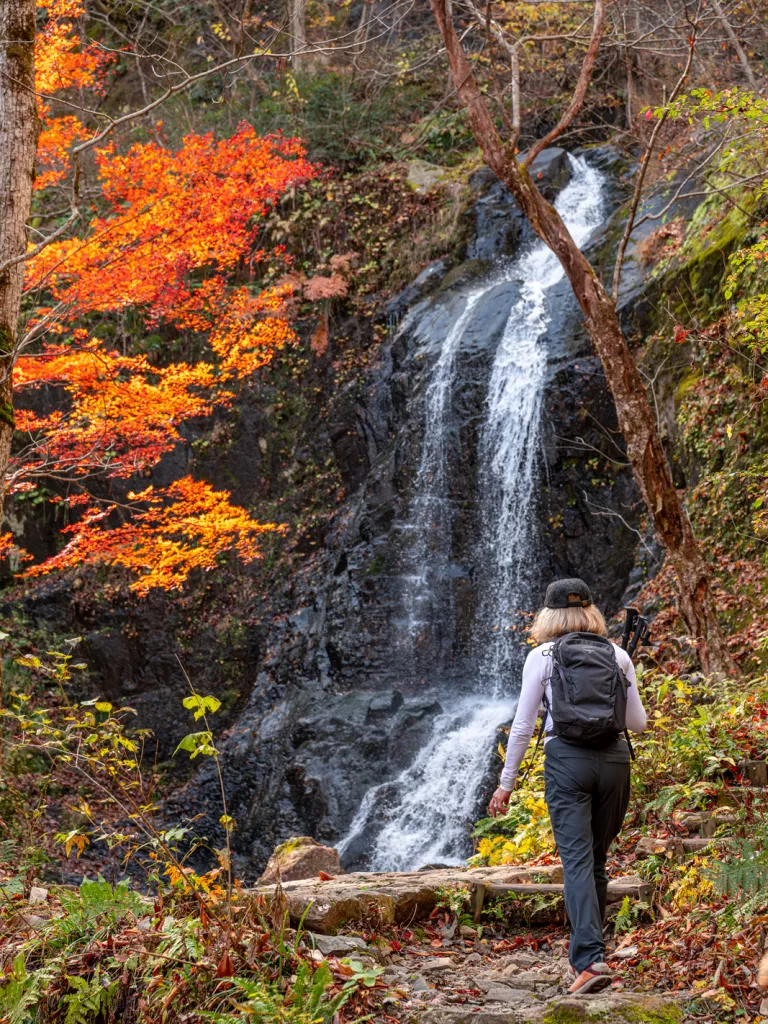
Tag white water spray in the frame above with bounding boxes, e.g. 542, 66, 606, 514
480, 156, 606, 689
399, 290, 485, 637
340, 157, 606, 870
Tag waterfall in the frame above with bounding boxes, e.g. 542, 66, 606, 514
396, 290, 485, 643
480, 157, 606, 691
339, 156, 606, 871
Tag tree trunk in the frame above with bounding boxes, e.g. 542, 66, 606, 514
710, 0, 757, 89
428, 0, 739, 677
0, 0, 38, 511
288, 0, 308, 71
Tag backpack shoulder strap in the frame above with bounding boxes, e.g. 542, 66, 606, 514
608, 641, 636, 761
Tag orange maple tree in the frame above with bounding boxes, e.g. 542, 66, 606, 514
5, 0, 317, 593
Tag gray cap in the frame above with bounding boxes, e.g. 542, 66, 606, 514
544, 578, 592, 609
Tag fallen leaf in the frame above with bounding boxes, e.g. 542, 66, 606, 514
217, 951, 234, 978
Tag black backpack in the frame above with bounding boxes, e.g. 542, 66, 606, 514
543, 631, 634, 755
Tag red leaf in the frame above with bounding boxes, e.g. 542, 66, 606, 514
317, 870, 335, 881
217, 952, 235, 978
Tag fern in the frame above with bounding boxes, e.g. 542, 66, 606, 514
157, 914, 204, 960
59, 876, 145, 927
710, 837, 768, 902
644, 781, 715, 816
202, 961, 377, 1024
62, 968, 119, 1024
0, 954, 52, 1024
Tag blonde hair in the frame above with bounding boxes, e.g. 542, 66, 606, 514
531, 599, 607, 644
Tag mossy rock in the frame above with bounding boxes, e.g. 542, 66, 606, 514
435, 259, 490, 295
541, 993, 682, 1024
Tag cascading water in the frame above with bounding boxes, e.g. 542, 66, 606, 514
395, 290, 485, 646
480, 158, 606, 689
339, 156, 606, 871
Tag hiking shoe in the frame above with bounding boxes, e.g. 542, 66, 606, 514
567, 962, 613, 996
563, 965, 577, 989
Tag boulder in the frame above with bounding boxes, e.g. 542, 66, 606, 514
259, 837, 343, 884
407, 159, 448, 193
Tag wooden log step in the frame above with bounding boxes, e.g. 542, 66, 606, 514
684, 836, 725, 853
738, 759, 768, 787
716, 786, 768, 808
471, 877, 654, 923
635, 835, 725, 858
675, 810, 737, 837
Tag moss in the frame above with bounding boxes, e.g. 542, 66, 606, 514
274, 836, 313, 857
674, 370, 700, 403
436, 258, 489, 294
542, 998, 681, 1024
0, 402, 14, 428
618, 1005, 682, 1024
368, 553, 386, 576
0, 321, 14, 355
542, 1007, 602, 1023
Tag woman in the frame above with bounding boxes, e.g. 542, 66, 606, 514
488, 578, 647, 996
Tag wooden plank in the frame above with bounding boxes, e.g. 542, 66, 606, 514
473, 879, 654, 904
472, 883, 487, 923
682, 837, 724, 853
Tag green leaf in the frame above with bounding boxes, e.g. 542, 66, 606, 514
182, 694, 222, 720
174, 731, 217, 758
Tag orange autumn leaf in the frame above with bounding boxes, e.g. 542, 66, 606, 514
24, 478, 284, 595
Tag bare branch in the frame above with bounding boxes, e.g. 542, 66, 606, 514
523, 0, 606, 169
611, 9, 700, 303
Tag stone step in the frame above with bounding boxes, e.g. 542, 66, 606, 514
407, 991, 683, 1023
471, 877, 654, 923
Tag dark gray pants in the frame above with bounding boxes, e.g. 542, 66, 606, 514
544, 737, 631, 972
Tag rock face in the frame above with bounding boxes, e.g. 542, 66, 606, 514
259, 836, 343, 883
21, 146, 657, 878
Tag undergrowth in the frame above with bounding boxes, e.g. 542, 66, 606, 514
0, 641, 385, 1024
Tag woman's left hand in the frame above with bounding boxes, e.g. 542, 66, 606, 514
488, 787, 511, 817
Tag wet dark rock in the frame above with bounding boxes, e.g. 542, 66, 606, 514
385, 259, 449, 321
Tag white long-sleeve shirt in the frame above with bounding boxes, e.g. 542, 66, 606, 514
499, 641, 648, 792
